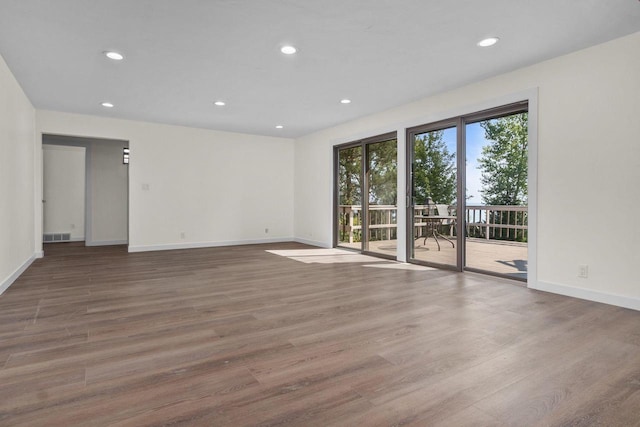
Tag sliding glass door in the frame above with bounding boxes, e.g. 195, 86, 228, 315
464, 110, 528, 279
365, 138, 398, 256
406, 102, 529, 280
335, 133, 397, 259
336, 145, 363, 251
407, 122, 459, 269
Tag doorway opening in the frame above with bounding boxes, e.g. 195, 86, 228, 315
42, 134, 129, 249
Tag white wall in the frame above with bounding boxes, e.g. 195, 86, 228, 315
43, 145, 85, 240
89, 141, 128, 244
0, 53, 36, 294
36, 112, 295, 252
294, 32, 640, 309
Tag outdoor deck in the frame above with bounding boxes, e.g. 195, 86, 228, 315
338, 204, 528, 280
340, 238, 528, 279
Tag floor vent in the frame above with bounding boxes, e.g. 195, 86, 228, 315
43, 233, 72, 242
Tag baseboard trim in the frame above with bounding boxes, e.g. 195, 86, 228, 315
86, 240, 128, 247
0, 254, 37, 295
128, 237, 295, 253
531, 280, 640, 311
293, 237, 331, 248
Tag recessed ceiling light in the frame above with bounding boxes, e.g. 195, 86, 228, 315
214, 101, 226, 106
340, 99, 352, 104
477, 37, 499, 47
104, 51, 124, 60
275, 125, 284, 129
280, 45, 297, 55
101, 102, 114, 108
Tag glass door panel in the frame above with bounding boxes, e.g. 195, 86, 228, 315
409, 126, 458, 268
464, 112, 528, 279
336, 146, 363, 250
365, 138, 397, 257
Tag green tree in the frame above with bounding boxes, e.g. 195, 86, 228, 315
478, 113, 528, 206
337, 146, 363, 243
338, 146, 361, 205
368, 139, 397, 205
413, 131, 456, 205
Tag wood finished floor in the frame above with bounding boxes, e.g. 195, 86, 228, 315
1, 242, 639, 426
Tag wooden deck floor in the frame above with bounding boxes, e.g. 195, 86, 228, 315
0, 242, 639, 426
341, 238, 528, 279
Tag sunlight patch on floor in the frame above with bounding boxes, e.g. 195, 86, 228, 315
266, 248, 392, 264
266, 249, 436, 269
363, 263, 436, 271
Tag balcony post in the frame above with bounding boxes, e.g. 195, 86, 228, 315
486, 208, 491, 240
349, 208, 354, 244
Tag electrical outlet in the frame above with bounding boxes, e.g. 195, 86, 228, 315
180, 231, 185, 239
264, 228, 269, 234
578, 264, 589, 278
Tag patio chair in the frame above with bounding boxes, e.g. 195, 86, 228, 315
435, 204, 456, 237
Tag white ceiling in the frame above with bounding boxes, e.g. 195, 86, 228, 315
1, 0, 639, 138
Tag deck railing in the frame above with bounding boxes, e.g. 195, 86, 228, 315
338, 204, 528, 243
466, 205, 528, 241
